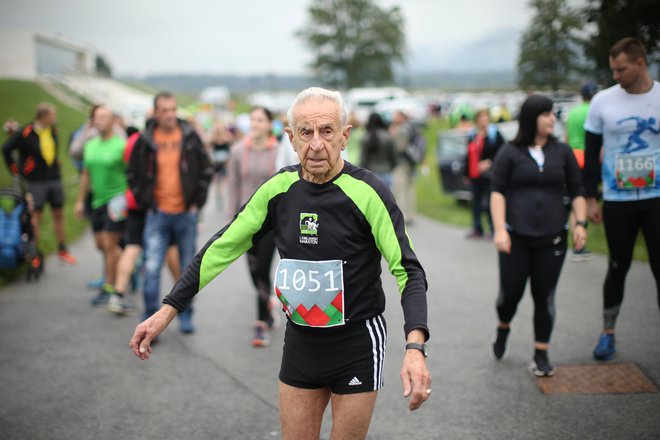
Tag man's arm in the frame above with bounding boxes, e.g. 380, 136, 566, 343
74, 169, 90, 219
583, 130, 603, 223
2, 130, 22, 175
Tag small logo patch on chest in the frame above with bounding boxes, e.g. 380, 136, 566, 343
299, 213, 319, 244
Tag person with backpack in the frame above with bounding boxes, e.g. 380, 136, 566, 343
465, 109, 504, 239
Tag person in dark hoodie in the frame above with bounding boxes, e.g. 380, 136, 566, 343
127, 92, 213, 334
2, 102, 77, 265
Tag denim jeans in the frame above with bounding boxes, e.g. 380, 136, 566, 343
142, 209, 198, 319
471, 178, 493, 235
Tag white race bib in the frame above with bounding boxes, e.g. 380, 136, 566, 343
274, 259, 345, 327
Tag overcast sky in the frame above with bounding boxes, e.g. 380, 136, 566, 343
2, 0, 535, 76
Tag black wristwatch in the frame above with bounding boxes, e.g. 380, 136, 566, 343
575, 220, 588, 229
405, 343, 428, 358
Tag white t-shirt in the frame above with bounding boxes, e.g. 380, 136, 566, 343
584, 81, 660, 201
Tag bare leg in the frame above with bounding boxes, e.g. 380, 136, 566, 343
52, 207, 66, 245
114, 245, 142, 293
279, 382, 330, 440
101, 231, 123, 286
330, 391, 378, 440
165, 245, 180, 281
31, 210, 43, 247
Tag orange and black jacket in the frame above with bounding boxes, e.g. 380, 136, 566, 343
2, 123, 61, 181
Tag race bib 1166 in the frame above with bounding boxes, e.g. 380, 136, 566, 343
615, 153, 656, 189
274, 259, 345, 328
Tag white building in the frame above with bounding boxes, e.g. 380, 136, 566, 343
0, 29, 95, 79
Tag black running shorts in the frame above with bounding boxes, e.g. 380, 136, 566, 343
279, 315, 387, 394
90, 204, 125, 233
124, 210, 146, 245
28, 178, 64, 210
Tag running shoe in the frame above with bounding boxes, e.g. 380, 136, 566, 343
90, 287, 112, 307
571, 247, 593, 262
492, 327, 510, 360
57, 249, 77, 265
593, 333, 616, 361
465, 231, 483, 240
252, 326, 271, 347
530, 352, 555, 377
108, 294, 137, 316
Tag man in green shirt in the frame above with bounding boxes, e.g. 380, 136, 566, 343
74, 106, 128, 307
566, 80, 599, 261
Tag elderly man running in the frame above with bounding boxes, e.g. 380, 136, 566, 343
130, 87, 432, 439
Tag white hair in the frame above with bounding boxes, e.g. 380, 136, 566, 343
286, 87, 348, 130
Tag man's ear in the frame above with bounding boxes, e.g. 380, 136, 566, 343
342, 125, 353, 150
285, 127, 295, 148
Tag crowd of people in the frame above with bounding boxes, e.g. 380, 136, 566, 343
1, 36, 658, 439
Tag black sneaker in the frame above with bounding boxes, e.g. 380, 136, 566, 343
531, 351, 555, 377
492, 327, 510, 360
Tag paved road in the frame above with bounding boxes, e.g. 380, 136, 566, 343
1, 192, 658, 439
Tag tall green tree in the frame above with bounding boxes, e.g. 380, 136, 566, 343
297, 0, 405, 89
517, 0, 584, 91
583, 0, 660, 85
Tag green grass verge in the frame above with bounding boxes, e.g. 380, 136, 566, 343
416, 119, 649, 262
0, 79, 88, 284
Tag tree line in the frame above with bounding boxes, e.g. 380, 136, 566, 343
297, 0, 659, 90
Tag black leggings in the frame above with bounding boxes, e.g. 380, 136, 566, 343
246, 231, 276, 322
496, 232, 567, 343
602, 198, 660, 329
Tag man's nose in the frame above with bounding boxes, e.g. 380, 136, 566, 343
309, 131, 324, 150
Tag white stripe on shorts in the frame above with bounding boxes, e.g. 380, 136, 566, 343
366, 316, 387, 390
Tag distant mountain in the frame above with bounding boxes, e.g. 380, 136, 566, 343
407, 28, 521, 73
124, 70, 517, 94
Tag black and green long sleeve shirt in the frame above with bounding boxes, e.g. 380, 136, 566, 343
164, 162, 429, 339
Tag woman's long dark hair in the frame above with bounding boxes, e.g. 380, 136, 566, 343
364, 112, 388, 153
511, 94, 555, 147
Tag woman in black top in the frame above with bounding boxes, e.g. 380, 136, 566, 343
489, 94, 588, 376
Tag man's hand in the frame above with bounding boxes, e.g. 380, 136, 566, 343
586, 198, 602, 224
400, 350, 432, 411
73, 200, 84, 220
129, 305, 177, 360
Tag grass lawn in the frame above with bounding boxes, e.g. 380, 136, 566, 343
415, 119, 649, 262
0, 79, 88, 282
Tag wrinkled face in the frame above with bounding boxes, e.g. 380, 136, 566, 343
250, 108, 272, 139
93, 106, 114, 133
286, 98, 351, 183
609, 53, 643, 91
536, 110, 555, 140
154, 97, 178, 130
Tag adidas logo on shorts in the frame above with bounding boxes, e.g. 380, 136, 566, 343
348, 377, 362, 386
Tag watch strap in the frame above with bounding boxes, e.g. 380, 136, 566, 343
405, 342, 427, 357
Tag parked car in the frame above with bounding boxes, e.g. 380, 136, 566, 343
436, 120, 565, 202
